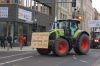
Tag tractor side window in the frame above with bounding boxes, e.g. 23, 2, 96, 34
52, 22, 59, 29
59, 22, 66, 29
71, 22, 77, 28
70, 22, 78, 36
66, 22, 69, 28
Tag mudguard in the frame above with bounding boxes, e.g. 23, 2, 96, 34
74, 30, 89, 39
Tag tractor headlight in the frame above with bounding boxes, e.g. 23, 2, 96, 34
95, 39, 99, 42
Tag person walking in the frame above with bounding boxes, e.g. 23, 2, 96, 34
20, 35, 24, 50
7, 35, 12, 48
1, 35, 6, 48
0, 35, 2, 47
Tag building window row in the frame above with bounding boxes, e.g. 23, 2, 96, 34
33, 1, 51, 16
58, 0, 67, 8
0, 0, 51, 16
60, 13, 67, 20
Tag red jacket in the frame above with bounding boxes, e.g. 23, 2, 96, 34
20, 35, 24, 45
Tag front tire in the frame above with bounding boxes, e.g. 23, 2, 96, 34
74, 34, 89, 55
53, 38, 69, 56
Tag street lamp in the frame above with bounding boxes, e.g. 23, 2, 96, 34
72, 0, 76, 19
78, 16, 82, 20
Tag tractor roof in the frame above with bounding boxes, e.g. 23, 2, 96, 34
57, 19, 80, 23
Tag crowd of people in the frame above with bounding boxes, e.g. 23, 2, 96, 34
0, 34, 12, 48
0, 34, 27, 49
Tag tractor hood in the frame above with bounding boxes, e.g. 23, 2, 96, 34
49, 29, 64, 38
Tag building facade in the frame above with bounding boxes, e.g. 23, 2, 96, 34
0, 4, 33, 46
83, 0, 94, 34
55, 0, 72, 20
75, 0, 94, 34
0, 0, 55, 46
94, 8, 100, 20
32, 0, 55, 31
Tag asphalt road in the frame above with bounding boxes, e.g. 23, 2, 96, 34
0, 49, 100, 66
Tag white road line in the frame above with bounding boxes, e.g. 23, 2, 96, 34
0, 52, 32, 59
73, 57, 77, 60
80, 60, 89, 63
0, 56, 32, 66
72, 55, 77, 60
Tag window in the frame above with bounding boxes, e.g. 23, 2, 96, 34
32, 1, 51, 15
15, 0, 18, 3
59, 22, 66, 29
6, 0, 10, 3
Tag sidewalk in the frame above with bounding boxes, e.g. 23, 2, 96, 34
0, 46, 35, 51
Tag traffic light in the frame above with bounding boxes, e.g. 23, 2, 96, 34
72, 0, 76, 7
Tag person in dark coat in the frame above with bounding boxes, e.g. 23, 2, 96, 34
7, 35, 12, 48
0, 35, 1, 47
0, 35, 2, 47
0, 35, 6, 48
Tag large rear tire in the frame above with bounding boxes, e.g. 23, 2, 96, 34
53, 38, 69, 56
74, 34, 89, 55
37, 48, 51, 55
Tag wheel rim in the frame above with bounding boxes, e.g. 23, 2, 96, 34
81, 36, 88, 51
58, 41, 68, 54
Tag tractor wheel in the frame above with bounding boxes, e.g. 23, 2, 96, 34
53, 38, 69, 56
74, 34, 89, 55
37, 48, 51, 55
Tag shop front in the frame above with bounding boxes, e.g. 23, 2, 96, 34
0, 4, 33, 46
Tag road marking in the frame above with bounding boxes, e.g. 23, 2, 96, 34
0, 52, 32, 59
0, 56, 32, 66
73, 57, 77, 60
72, 55, 77, 60
72, 55, 88, 63
80, 60, 88, 63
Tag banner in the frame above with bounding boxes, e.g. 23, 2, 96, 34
88, 20, 100, 27
31, 32, 49, 48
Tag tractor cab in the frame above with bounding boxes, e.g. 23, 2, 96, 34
52, 19, 80, 36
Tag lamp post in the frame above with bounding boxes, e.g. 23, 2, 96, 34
33, 0, 38, 32
80, 0, 83, 30
72, 0, 76, 19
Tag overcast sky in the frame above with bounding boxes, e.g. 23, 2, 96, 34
92, 0, 100, 13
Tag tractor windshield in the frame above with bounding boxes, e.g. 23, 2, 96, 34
52, 21, 68, 29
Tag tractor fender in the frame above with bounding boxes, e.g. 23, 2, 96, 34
73, 30, 89, 48
77, 31, 89, 39
74, 30, 89, 39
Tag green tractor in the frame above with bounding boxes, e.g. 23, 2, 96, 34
33, 19, 89, 56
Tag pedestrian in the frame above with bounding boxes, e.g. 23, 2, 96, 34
24, 35, 27, 46
20, 35, 24, 50
7, 35, 12, 48
0, 34, 6, 48
0, 35, 1, 47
